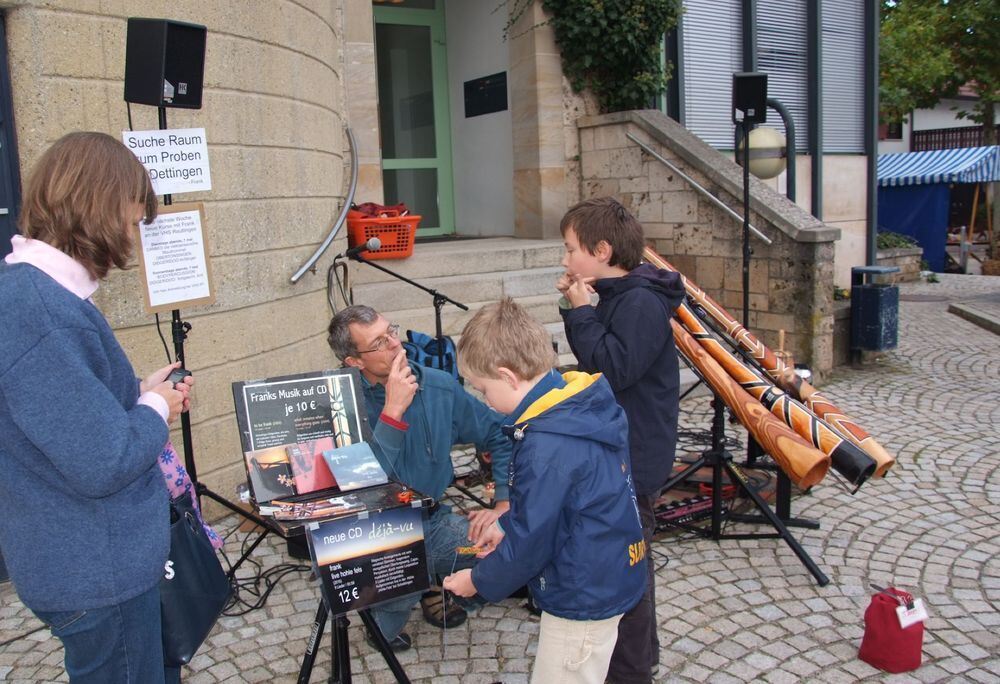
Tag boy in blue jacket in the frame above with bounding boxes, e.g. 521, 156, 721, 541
557, 196, 685, 683
444, 298, 646, 684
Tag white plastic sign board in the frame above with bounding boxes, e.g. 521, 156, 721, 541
135, 202, 215, 313
122, 128, 212, 196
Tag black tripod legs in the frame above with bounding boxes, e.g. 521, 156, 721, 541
724, 460, 830, 586
358, 610, 411, 684
297, 603, 411, 684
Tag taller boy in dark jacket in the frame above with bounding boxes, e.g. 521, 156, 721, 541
557, 196, 685, 684
444, 298, 646, 684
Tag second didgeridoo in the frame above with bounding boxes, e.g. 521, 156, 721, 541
644, 247, 895, 477
675, 302, 876, 486
672, 319, 830, 489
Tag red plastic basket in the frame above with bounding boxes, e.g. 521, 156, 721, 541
346, 210, 420, 260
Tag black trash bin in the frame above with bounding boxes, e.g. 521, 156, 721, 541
850, 265, 900, 361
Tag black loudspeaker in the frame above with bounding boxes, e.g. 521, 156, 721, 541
124, 18, 206, 109
732, 72, 767, 125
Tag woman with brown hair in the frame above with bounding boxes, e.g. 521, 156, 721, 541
0, 131, 190, 683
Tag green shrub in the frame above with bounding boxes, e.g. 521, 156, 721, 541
507, 0, 683, 113
876, 231, 919, 249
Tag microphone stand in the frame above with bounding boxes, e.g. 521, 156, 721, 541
348, 253, 468, 373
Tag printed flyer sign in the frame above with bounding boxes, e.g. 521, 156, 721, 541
122, 127, 212, 196
136, 203, 215, 313
307, 505, 429, 616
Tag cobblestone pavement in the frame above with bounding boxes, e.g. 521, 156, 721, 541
1, 274, 998, 683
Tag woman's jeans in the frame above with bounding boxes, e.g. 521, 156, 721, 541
32, 583, 181, 683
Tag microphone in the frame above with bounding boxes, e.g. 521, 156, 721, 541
341, 237, 381, 260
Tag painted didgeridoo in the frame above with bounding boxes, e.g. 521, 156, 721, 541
675, 302, 876, 486
643, 247, 895, 477
672, 319, 830, 489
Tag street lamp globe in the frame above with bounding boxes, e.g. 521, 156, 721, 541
739, 126, 787, 180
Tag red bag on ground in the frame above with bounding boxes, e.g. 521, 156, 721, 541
858, 587, 923, 673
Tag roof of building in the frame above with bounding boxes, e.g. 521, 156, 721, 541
877, 145, 999, 187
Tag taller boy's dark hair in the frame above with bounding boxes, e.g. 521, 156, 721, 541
559, 196, 645, 271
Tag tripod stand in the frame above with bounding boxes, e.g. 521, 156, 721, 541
298, 603, 410, 684
660, 392, 829, 586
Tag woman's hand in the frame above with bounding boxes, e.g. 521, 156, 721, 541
142, 362, 195, 412
149, 382, 186, 425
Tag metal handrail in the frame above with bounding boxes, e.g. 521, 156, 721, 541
290, 127, 360, 283
626, 132, 772, 245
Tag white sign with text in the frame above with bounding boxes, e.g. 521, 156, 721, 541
136, 203, 215, 313
122, 128, 212, 196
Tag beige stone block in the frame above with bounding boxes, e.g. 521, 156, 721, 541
593, 125, 627, 151
633, 193, 662, 223
695, 256, 726, 291
752, 311, 797, 333
620, 176, 650, 193
582, 178, 620, 199
672, 222, 713, 255
662, 191, 698, 223
579, 127, 595, 153
609, 148, 643, 177
750, 259, 769, 294
650, 238, 674, 257
648, 162, 688, 192
580, 150, 610, 180
642, 223, 673, 241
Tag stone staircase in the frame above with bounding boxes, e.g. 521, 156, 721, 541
348, 237, 576, 366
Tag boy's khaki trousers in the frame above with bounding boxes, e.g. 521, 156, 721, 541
532, 611, 623, 684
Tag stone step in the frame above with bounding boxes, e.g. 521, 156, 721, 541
350, 237, 564, 285
351, 265, 565, 314
378, 293, 564, 340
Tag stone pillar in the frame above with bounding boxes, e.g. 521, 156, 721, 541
508, 1, 565, 239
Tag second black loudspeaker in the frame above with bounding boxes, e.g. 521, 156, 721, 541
124, 17, 206, 109
732, 72, 767, 125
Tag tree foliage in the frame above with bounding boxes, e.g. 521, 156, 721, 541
539, 0, 683, 113
880, 0, 999, 141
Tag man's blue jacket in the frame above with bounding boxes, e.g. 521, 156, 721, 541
472, 370, 647, 620
360, 363, 512, 501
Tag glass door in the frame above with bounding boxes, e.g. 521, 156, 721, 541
373, 1, 455, 237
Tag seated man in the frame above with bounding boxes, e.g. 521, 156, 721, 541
327, 305, 511, 650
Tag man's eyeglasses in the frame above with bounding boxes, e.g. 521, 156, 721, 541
356, 323, 401, 354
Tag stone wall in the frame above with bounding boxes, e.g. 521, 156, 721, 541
5, 1, 351, 512
577, 110, 840, 378
876, 247, 923, 282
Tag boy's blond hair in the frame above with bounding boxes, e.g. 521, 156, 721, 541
458, 298, 556, 380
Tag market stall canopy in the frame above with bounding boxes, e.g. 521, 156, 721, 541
877, 145, 1000, 187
